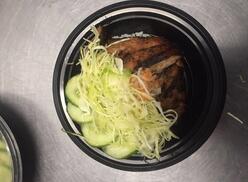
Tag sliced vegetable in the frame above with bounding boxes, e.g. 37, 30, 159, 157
65, 75, 81, 106
0, 166, 12, 182
65, 75, 90, 113
0, 139, 12, 182
103, 142, 136, 159
67, 102, 92, 123
82, 123, 113, 147
0, 151, 11, 165
0, 139, 6, 150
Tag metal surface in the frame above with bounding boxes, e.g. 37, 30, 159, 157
0, 0, 247, 181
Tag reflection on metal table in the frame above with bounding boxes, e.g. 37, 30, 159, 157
0, 0, 247, 181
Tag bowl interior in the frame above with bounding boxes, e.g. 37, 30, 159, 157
63, 13, 211, 163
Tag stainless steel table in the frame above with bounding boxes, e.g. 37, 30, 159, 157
0, 0, 247, 181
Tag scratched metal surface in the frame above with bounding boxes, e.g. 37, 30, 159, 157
0, 0, 247, 182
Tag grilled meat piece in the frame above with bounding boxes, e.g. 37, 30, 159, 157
107, 37, 180, 71
150, 55, 182, 73
107, 37, 186, 117
107, 37, 167, 56
157, 63, 186, 116
129, 56, 182, 96
124, 45, 180, 71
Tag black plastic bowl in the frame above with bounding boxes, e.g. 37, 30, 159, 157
53, 0, 226, 171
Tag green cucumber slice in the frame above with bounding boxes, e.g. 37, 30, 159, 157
65, 75, 90, 113
0, 140, 6, 150
103, 142, 136, 159
82, 123, 113, 147
67, 102, 92, 123
0, 151, 11, 166
65, 75, 81, 106
0, 166, 12, 182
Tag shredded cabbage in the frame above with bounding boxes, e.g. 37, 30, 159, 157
76, 27, 178, 159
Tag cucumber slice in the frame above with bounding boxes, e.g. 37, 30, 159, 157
65, 75, 90, 114
65, 75, 81, 106
67, 102, 92, 123
0, 151, 11, 166
0, 166, 12, 182
103, 142, 136, 159
82, 123, 113, 147
0, 140, 6, 150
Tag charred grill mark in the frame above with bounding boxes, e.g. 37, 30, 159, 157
137, 48, 181, 70
124, 44, 171, 70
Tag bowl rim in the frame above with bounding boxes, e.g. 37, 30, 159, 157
0, 115, 22, 182
53, 0, 226, 171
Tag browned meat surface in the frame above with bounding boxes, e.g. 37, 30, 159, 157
123, 45, 167, 70
150, 55, 182, 73
107, 37, 167, 55
158, 89, 186, 116
157, 63, 186, 116
107, 37, 186, 117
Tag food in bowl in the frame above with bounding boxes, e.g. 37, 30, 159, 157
53, 0, 226, 171
0, 137, 12, 182
0, 115, 22, 181
64, 27, 186, 159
